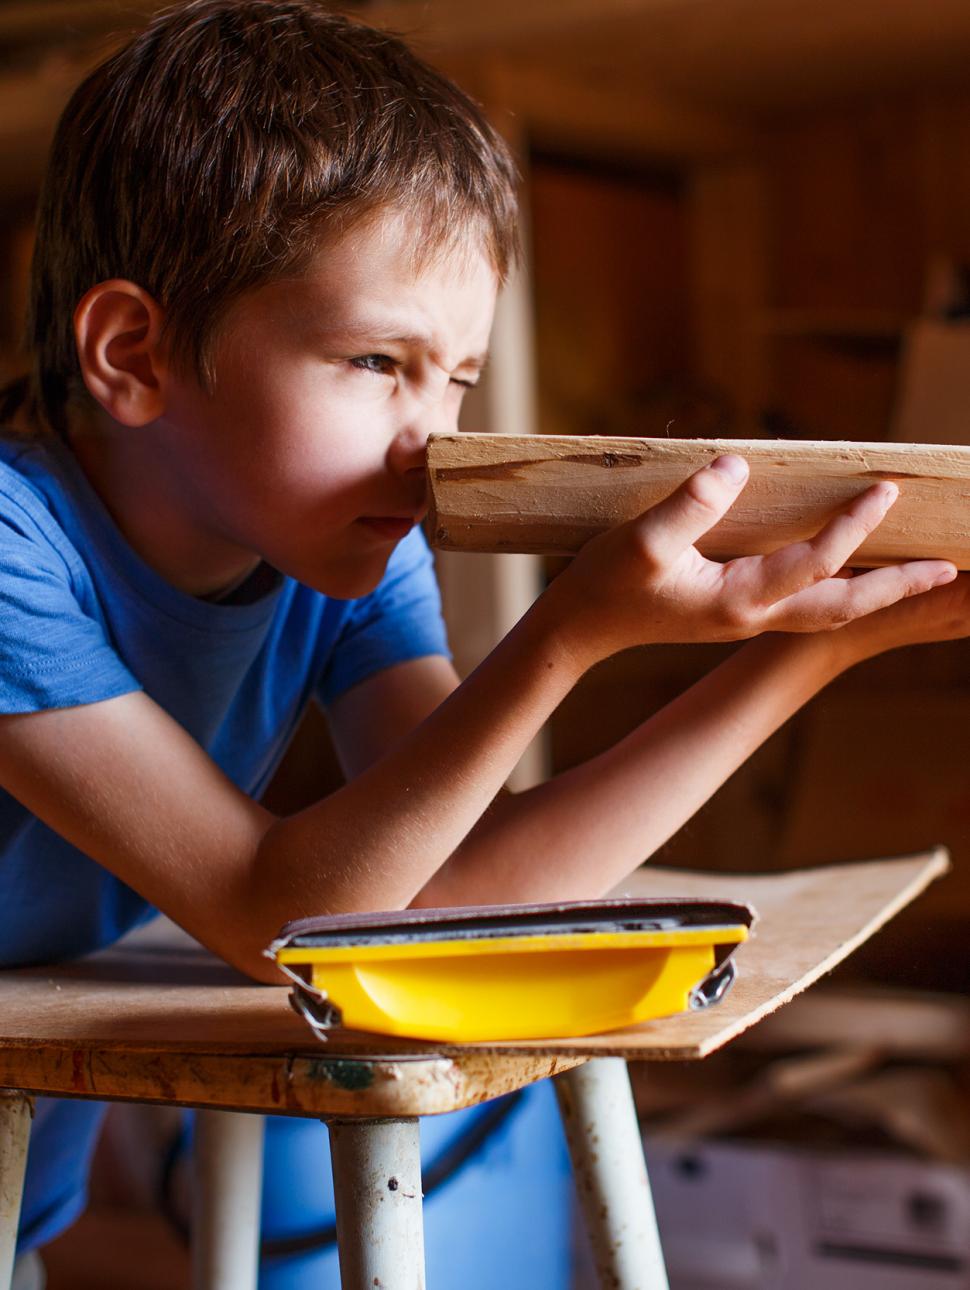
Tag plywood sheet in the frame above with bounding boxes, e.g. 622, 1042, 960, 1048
592, 850, 948, 1059
0, 852, 945, 1117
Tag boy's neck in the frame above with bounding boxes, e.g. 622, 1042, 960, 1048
64, 405, 263, 599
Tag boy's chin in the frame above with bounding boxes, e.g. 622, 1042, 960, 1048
299, 553, 390, 600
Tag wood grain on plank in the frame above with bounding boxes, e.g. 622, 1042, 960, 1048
428, 433, 970, 565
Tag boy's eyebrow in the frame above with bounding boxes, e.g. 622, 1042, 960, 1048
455, 351, 489, 371
315, 318, 489, 368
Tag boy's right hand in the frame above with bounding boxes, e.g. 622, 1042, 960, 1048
541, 454, 957, 671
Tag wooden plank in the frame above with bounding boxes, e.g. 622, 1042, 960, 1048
428, 432, 970, 565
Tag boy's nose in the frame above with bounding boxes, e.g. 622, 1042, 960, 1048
387, 409, 456, 479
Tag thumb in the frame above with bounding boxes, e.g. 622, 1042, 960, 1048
632, 455, 749, 565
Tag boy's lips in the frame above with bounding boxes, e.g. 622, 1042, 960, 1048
357, 515, 419, 541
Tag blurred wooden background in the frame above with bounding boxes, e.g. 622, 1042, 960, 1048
4, 0, 970, 985
5, 4, 970, 1284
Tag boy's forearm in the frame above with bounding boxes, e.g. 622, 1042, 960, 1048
247, 596, 583, 959
413, 631, 848, 908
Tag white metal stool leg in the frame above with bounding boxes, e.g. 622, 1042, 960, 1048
556, 1059, 669, 1290
0, 1093, 31, 1290
192, 1110, 265, 1290
328, 1117, 425, 1290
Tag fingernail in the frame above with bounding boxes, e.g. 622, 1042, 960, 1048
710, 455, 748, 484
933, 568, 957, 586
876, 481, 898, 507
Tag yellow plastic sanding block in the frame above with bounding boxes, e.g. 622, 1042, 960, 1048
269, 897, 753, 1043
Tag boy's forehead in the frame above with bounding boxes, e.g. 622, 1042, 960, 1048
311, 208, 498, 292
268, 215, 498, 345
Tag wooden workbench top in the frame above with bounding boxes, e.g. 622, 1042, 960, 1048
0, 850, 945, 1117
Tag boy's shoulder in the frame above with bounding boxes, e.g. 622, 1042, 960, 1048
0, 430, 81, 558
0, 429, 57, 498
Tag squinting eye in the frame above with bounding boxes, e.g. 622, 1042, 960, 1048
450, 377, 478, 390
349, 354, 398, 376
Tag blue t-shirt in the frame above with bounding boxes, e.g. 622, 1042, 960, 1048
0, 430, 450, 1248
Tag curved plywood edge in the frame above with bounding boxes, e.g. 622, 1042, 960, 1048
468, 848, 949, 1059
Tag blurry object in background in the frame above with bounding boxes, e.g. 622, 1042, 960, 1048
615, 986, 970, 1290
890, 318, 970, 446
631, 379, 735, 441
809, 1066, 970, 1165
779, 689, 970, 990
42, 1103, 190, 1290
643, 1137, 970, 1290
0, 213, 33, 384
743, 985, 970, 1062
529, 154, 692, 439
920, 255, 970, 320
890, 256, 970, 446
758, 406, 805, 440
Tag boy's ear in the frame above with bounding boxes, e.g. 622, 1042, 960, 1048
74, 280, 169, 427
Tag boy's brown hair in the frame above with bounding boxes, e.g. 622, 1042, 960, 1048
26, 0, 518, 434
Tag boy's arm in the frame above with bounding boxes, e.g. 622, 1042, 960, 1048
0, 601, 577, 980
406, 631, 849, 906
0, 462, 954, 979
346, 575, 970, 909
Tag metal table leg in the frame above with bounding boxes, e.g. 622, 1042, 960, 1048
328, 1117, 425, 1290
556, 1058, 669, 1290
192, 1110, 265, 1290
0, 1093, 31, 1290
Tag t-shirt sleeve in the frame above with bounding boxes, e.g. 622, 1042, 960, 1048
0, 499, 140, 714
316, 527, 451, 706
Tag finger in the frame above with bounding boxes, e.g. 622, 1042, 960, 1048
632, 455, 749, 566
765, 559, 957, 632
747, 482, 899, 606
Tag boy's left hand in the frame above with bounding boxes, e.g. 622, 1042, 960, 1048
829, 571, 970, 665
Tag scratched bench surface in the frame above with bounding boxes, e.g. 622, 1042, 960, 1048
0, 851, 944, 1117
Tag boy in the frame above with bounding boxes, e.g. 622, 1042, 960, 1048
2, 1, 968, 1284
